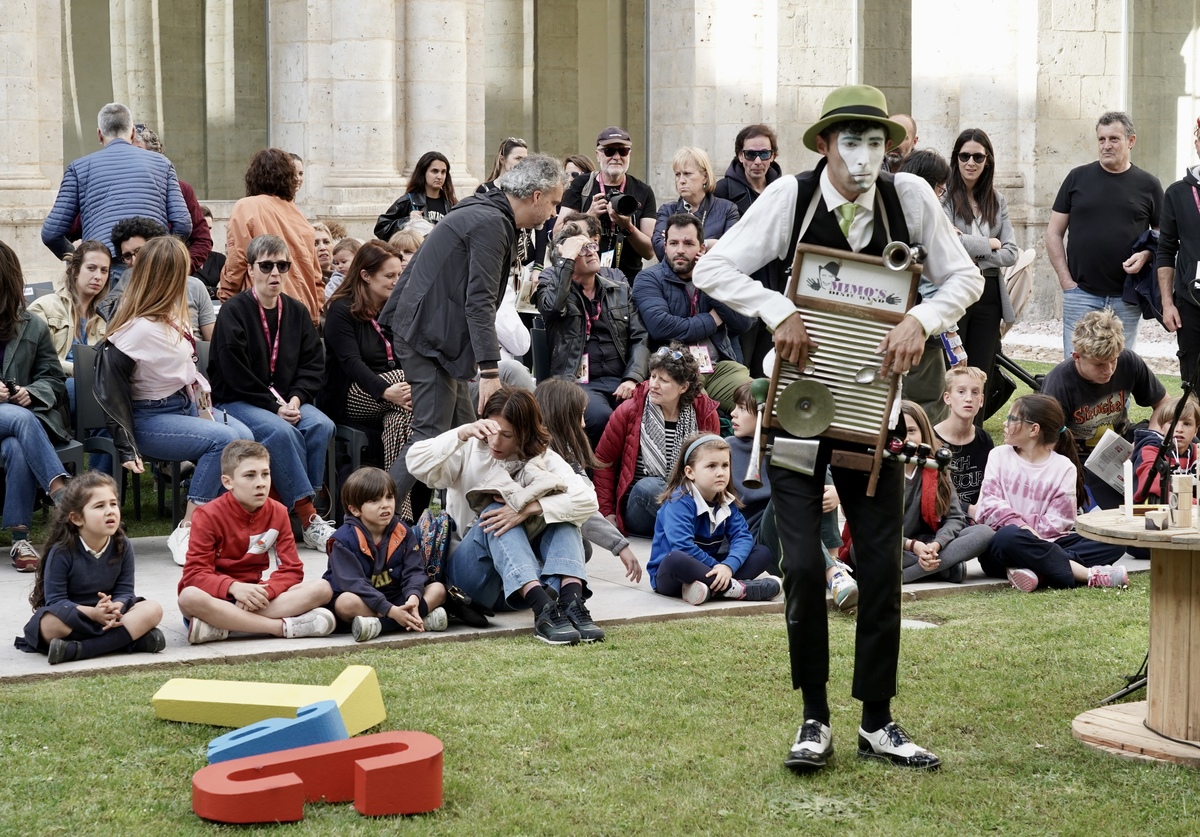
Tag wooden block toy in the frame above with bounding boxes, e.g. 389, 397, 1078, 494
207, 700, 348, 764
192, 731, 444, 823
153, 665, 385, 735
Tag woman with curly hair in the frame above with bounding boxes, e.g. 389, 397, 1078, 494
217, 148, 323, 325
593, 342, 720, 536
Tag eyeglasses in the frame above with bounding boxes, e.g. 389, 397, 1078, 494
120, 248, 141, 265
741, 149, 774, 161
1003, 415, 1027, 426
601, 146, 631, 158
134, 123, 146, 134
934, 184, 947, 198
580, 243, 599, 255
654, 347, 684, 360
958, 152, 987, 164
505, 137, 526, 146
255, 260, 292, 274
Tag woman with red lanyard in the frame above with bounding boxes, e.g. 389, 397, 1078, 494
95, 237, 254, 566
322, 240, 417, 516
1158, 117, 1200, 381
208, 234, 337, 551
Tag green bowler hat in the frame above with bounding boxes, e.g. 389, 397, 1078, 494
802, 84, 908, 153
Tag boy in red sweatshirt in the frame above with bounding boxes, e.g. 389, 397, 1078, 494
177, 440, 335, 643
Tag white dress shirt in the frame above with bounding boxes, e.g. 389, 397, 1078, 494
694, 168, 984, 340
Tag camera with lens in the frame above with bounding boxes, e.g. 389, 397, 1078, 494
1, 379, 18, 395
604, 190, 639, 217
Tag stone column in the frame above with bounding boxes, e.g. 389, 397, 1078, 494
109, 0, 164, 130
0, 0, 63, 288
484, 0, 534, 176
404, 0, 485, 191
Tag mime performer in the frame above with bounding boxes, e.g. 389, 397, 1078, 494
694, 85, 982, 772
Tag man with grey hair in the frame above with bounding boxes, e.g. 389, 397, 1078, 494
1045, 110, 1163, 354
42, 103, 191, 261
382, 152, 565, 508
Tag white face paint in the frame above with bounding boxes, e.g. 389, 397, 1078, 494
824, 127, 888, 200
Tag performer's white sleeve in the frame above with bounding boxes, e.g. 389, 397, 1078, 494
692, 176, 801, 332
894, 173, 985, 337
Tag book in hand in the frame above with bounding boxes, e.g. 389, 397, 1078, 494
1083, 428, 1132, 494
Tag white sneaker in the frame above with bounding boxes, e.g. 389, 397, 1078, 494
423, 606, 448, 632
301, 513, 336, 551
351, 615, 382, 642
681, 581, 712, 605
282, 607, 336, 638
167, 522, 191, 566
186, 616, 229, 645
829, 568, 859, 611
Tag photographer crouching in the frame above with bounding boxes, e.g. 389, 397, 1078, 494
555, 126, 657, 283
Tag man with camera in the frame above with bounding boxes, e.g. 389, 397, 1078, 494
556, 127, 656, 282
694, 85, 982, 774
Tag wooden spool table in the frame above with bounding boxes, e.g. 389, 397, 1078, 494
1072, 508, 1200, 767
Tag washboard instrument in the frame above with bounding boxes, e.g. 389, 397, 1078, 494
763, 241, 923, 495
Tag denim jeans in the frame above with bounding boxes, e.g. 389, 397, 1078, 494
0, 404, 70, 529
447, 505, 589, 611
1061, 288, 1141, 355
622, 476, 667, 537
131, 392, 252, 503
218, 402, 335, 508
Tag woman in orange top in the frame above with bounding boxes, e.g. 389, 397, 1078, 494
218, 148, 323, 325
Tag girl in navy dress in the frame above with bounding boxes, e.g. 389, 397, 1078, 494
17, 471, 164, 664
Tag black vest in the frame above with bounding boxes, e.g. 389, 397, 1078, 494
766, 159, 911, 291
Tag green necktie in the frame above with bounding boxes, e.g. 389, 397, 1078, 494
837, 202, 859, 238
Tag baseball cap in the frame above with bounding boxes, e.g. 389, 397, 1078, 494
596, 126, 632, 146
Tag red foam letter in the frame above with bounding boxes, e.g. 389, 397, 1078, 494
192, 731, 443, 823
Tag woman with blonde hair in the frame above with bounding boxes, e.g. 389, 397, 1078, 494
97, 236, 253, 565
651, 146, 740, 261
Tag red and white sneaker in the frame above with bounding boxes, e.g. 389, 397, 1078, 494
1087, 565, 1129, 589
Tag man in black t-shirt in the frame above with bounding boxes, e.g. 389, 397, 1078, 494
1045, 111, 1163, 356
555, 126, 656, 282
1041, 309, 1168, 509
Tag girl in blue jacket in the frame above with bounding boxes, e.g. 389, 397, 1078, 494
324, 467, 448, 640
648, 433, 781, 605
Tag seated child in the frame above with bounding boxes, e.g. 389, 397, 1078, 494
976, 394, 1128, 591
648, 432, 781, 605
177, 440, 335, 643
730, 383, 857, 608
16, 472, 165, 665
1131, 394, 1199, 503
895, 401, 992, 583
325, 467, 449, 640
933, 365, 994, 521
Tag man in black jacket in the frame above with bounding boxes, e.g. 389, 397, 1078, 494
383, 154, 565, 503
536, 214, 650, 448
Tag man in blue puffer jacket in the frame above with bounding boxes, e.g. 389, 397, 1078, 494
41, 102, 191, 261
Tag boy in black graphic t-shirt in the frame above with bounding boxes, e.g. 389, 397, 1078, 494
933, 366, 993, 520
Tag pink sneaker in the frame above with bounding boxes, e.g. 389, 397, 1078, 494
1006, 568, 1039, 593
1087, 565, 1129, 589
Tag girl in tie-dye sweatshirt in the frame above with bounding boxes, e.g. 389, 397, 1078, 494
975, 394, 1128, 591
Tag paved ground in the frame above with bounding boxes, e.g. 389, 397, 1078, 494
0, 534, 1147, 683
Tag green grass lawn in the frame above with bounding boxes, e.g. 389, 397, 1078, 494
2, 584, 1197, 835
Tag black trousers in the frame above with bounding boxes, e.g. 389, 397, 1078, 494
958, 272, 1003, 425
388, 338, 477, 502
769, 441, 903, 702
1176, 297, 1200, 384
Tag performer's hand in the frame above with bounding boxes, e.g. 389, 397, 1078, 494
706, 562, 733, 592
773, 312, 814, 370
876, 315, 925, 376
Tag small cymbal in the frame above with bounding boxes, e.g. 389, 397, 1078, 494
775, 380, 834, 437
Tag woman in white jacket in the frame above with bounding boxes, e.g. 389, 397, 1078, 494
406, 386, 602, 646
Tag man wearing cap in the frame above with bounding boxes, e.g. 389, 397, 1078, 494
694, 85, 982, 773
556, 127, 657, 282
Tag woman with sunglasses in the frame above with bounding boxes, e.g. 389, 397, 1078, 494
593, 342, 719, 537
942, 129, 1019, 409
536, 216, 651, 449
208, 234, 337, 552
96, 237, 253, 566
651, 146, 740, 261
374, 151, 458, 239
218, 148, 324, 326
